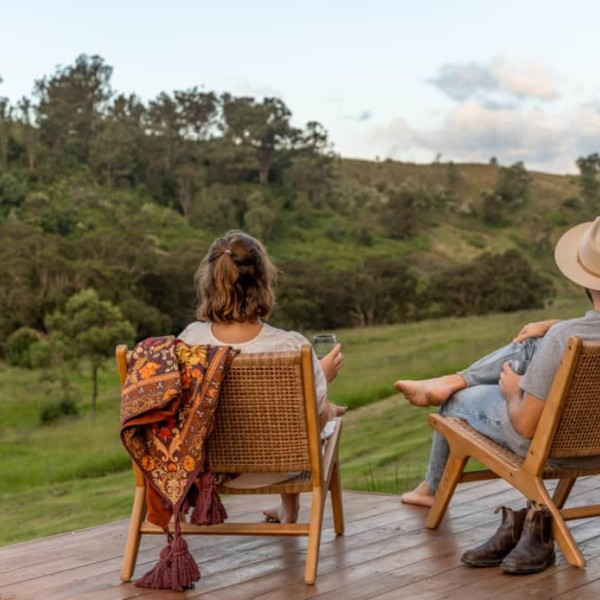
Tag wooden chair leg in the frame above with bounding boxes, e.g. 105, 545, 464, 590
329, 460, 345, 536
120, 486, 146, 582
522, 478, 586, 568
426, 451, 468, 529
553, 477, 576, 509
304, 488, 325, 585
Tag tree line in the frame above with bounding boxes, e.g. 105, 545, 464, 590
4, 53, 599, 413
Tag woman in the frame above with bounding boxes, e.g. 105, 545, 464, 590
178, 230, 346, 523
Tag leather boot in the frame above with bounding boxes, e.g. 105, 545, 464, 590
501, 505, 555, 574
461, 506, 527, 567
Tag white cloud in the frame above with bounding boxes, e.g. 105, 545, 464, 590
430, 58, 559, 104
492, 58, 558, 101
366, 100, 592, 172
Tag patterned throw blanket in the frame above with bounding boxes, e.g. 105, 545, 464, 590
120, 336, 236, 591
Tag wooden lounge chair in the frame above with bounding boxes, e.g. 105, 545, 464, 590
116, 344, 344, 585
426, 336, 600, 567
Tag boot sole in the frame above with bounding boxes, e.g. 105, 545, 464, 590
460, 557, 504, 568
500, 552, 556, 575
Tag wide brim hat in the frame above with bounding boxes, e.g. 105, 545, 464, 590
555, 217, 600, 290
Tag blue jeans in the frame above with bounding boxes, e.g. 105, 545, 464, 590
425, 338, 541, 493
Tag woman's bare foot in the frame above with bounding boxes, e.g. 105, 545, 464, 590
263, 493, 300, 523
400, 480, 435, 507
329, 402, 348, 417
393, 374, 466, 406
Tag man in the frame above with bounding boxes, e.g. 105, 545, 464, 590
394, 217, 600, 574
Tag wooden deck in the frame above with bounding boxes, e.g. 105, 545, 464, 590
2, 479, 600, 599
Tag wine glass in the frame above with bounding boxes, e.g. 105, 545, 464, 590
313, 333, 337, 359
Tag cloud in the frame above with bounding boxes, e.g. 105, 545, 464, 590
430, 58, 559, 104
415, 101, 564, 165
429, 62, 496, 102
345, 110, 372, 122
493, 59, 558, 101
366, 100, 592, 172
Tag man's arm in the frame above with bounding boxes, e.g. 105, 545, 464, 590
499, 363, 545, 438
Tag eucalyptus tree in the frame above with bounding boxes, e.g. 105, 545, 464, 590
17, 96, 38, 171
0, 96, 12, 169
220, 94, 299, 184
576, 153, 600, 211
34, 54, 113, 169
145, 88, 218, 217
90, 93, 147, 187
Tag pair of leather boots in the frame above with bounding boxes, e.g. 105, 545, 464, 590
461, 504, 555, 574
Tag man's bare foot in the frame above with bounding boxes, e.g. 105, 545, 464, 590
263, 493, 300, 523
393, 374, 466, 406
400, 480, 435, 507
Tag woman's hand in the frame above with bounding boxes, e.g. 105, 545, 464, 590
512, 319, 560, 343
319, 342, 344, 383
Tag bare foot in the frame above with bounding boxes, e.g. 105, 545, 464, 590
263, 493, 300, 523
393, 374, 466, 406
329, 402, 348, 417
400, 481, 435, 507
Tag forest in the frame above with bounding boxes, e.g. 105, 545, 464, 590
2, 53, 600, 391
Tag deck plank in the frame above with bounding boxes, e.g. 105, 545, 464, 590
1, 478, 600, 599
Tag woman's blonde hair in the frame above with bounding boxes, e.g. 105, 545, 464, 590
195, 230, 277, 323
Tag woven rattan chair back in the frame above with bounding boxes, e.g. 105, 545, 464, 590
548, 340, 600, 459
209, 351, 312, 474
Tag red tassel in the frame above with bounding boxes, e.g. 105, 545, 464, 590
190, 472, 228, 525
170, 535, 201, 591
135, 538, 173, 589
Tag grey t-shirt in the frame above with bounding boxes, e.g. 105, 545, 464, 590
519, 309, 600, 467
521, 310, 600, 401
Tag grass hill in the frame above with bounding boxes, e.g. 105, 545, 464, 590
0, 296, 589, 546
0, 155, 595, 546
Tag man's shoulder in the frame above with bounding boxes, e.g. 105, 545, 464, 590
546, 311, 600, 341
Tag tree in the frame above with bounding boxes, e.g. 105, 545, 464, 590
90, 93, 147, 187
0, 96, 12, 169
288, 121, 336, 206
576, 153, 600, 210
494, 161, 530, 205
426, 250, 554, 317
45, 289, 134, 416
379, 182, 421, 239
17, 96, 38, 171
221, 94, 299, 184
35, 54, 113, 168
343, 258, 419, 325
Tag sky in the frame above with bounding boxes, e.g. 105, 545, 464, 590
2, 1, 600, 174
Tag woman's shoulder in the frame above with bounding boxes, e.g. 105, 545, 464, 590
255, 323, 311, 350
178, 321, 211, 344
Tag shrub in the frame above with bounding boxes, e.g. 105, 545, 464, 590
39, 397, 79, 425
425, 250, 555, 317
4, 327, 46, 368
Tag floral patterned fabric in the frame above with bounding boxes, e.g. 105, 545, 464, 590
120, 336, 236, 529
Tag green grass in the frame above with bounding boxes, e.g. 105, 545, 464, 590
0, 295, 589, 545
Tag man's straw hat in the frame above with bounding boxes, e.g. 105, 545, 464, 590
555, 217, 600, 290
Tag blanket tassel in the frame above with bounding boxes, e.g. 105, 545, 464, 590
190, 472, 228, 526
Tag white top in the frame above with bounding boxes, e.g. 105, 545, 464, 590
178, 321, 329, 418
